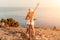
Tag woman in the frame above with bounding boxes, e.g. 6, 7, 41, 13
25, 3, 39, 40
25, 8, 35, 33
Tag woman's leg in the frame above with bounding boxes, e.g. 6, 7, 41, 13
26, 24, 29, 34
31, 21, 35, 40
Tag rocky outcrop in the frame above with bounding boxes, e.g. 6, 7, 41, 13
0, 27, 28, 40
0, 18, 20, 28
0, 27, 60, 40
0, 18, 60, 40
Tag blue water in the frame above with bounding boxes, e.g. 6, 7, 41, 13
0, 7, 60, 28
0, 7, 27, 27
0, 7, 38, 27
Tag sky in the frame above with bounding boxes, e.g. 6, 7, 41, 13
0, 0, 60, 27
0, 0, 60, 8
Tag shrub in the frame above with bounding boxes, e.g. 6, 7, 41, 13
0, 18, 20, 27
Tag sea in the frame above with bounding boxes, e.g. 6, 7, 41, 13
0, 7, 60, 28
0, 7, 38, 27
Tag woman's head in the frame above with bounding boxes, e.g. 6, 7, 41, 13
29, 8, 34, 12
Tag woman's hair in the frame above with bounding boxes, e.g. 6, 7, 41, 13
28, 8, 34, 12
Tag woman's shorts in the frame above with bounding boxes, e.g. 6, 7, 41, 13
26, 20, 34, 25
